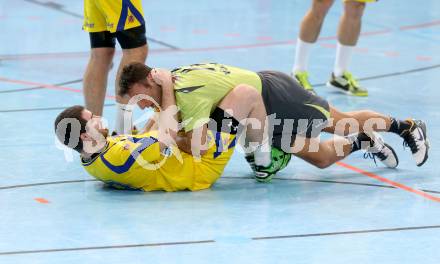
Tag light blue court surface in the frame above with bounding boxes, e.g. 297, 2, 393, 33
0, 0, 440, 263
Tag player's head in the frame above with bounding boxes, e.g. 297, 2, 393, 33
119, 62, 161, 110
54, 105, 108, 154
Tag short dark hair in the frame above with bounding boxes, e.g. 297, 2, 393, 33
119, 62, 152, 96
54, 105, 87, 153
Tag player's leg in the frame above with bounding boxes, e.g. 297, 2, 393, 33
114, 25, 148, 134
292, 0, 335, 93
281, 102, 399, 169
211, 84, 291, 182
258, 71, 397, 170
217, 85, 267, 144
83, 0, 116, 116
96, 0, 148, 134
215, 85, 273, 169
292, 136, 354, 169
324, 106, 429, 166
327, 0, 373, 96
83, 33, 116, 116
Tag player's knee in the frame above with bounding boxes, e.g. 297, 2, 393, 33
312, 0, 334, 18
299, 152, 332, 169
344, 2, 366, 19
90, 48, 115, 62
122, 44, 148, 61
313, 157, 333, 169
306, 143, 334, 169
233, 85, 260, 102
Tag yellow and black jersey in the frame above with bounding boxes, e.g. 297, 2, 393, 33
172, 63, 262, 132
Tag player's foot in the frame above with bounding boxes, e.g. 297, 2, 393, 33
293, 71, 317, 95
254, 147, 292, 183
402, 119, 429, 166
364, 132, 399, 168
326, 71, 368, 97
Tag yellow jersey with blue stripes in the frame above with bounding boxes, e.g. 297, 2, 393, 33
82, 131, 236, 192
172, 63, 262, 132
83, 0, 145, 33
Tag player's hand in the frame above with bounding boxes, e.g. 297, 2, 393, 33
151, 68, 172, 87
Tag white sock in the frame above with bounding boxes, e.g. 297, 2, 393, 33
115, 103, 133, 135
334, 42, 354, 77
292, 38, 314, 74
254, 140, 271, 167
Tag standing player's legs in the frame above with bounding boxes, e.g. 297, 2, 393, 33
83, 34, 115, 116
84, 0, 148, 134
292, 0, 335, 93
83, 0, 116, 116
114, 25, 148, 134
327, 0, 372, 96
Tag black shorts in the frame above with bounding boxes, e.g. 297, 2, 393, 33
257, 71, 330, 150
89, 24, 147, 49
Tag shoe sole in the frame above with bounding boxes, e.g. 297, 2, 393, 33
326, 82, 368, 97
384, 143, 399, 168
255, 174, 273, 183
416, 121, 429, 167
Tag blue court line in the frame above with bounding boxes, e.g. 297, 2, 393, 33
0, 79, 83, 94
251, 225, 440, 240
312, 63, 440, 87
0, 179, 96, 190
0, 104, 115, 113
0, 22, 433, 61
2, 177, 439, 194
1, 225, 440, 256
23, 0, 83, 19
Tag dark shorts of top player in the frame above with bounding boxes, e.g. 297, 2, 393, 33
257, 71, 330, 151
89, 25, 147, 49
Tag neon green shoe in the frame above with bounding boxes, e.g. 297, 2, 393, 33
293, 71, 317, 95
327, 71, 368, 97
254, 147, 292, 183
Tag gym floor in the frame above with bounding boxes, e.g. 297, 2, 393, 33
0, 0, 439, 263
